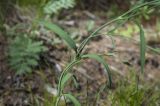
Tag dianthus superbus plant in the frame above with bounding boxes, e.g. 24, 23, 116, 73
41, 0, 160, 105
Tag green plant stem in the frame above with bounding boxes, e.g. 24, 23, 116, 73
58, 60, 79, 95
76, 0, 160, 58
121, 0, 159, 17
77, 17, 124, 57
55, 1, 160, 105
56, 59, 80, 106
55, 96, 61, 106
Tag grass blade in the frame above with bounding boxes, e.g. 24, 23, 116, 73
64, 93, 81, 106
136, 22, 146, 73
58, 60, 81, 95
40, 20, 77, 52
147, 46, 160, 54
61, 73, 73, 90
82, 54, 112, 87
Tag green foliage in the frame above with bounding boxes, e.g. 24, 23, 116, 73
0, 0, 76, 27
44, 0, 76, 14
40, 0, 160, 105
109, 74, 144, 106
1, 0, 159, 105
64, 93, 81, 106
43, 92, 58, 106
139, 6, 155, 20
8, 35, 47, 75
86, 20, 95, 32
108, 71, 160, 106
156, 19, 160, 32
136, 22, 146, 73
113, 23, 139, 37
40, 21, 77, 52
16, 0, 76, 19
82, 54, 112, 87
61, 73, 73, 90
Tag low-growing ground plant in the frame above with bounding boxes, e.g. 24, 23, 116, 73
8, 34, 47, 75
40, 0, 160, 105
108, 71, 160, 106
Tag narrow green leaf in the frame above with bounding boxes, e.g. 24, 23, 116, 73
136, 22, 146, 73
147, 46, 160, 54
40, 21, 77, 52
72, 75, 80, 89
64, 93, 81, 106
61, 73, 73, 90
95, 84, 106, 104
81, 54, 112, 87
58, 60, 81, 95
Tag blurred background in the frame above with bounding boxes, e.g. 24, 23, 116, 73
0, 0, 160, 106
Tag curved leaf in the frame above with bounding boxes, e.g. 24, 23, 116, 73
40, 21, 77, 52
81, 54, 112, 87
61, 73, 73, 90
58, 60, 81, 95
64, 93, 81, 106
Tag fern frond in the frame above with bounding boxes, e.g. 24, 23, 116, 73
44, 0, 76, 14
8, 35, 47, 75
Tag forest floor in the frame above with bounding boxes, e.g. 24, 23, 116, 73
0, 11, 160, 106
